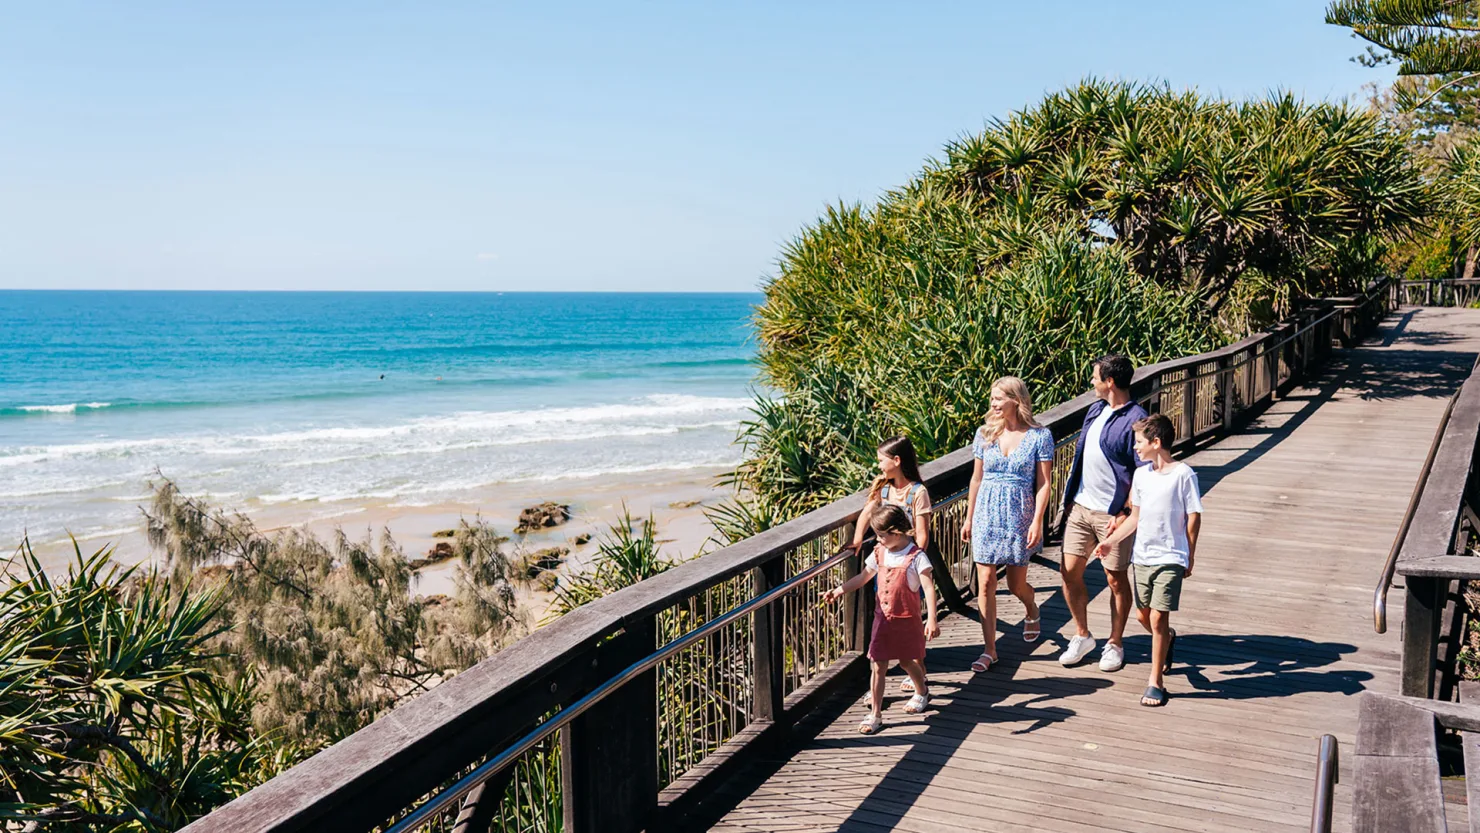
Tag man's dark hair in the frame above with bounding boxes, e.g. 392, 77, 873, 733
1093, 354, 1135, 390
1133, 414, 1175, 448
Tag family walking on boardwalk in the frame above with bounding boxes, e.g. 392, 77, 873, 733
824, 354, 1204, 734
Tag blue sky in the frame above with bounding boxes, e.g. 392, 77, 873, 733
0, 1, 1396, 292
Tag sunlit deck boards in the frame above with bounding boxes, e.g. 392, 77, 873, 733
705, 306, 1480, 833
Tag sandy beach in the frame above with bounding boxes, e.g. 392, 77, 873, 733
20, 464, 733, 620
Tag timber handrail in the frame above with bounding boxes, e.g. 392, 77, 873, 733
1308, 734, 1339, 833
1388, 353, 1480, 699
1374, 390, 1459, 633
184, 279, 1393, 833
383, 543, 858, 833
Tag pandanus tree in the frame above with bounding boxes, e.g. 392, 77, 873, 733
718, 80, 1426, 527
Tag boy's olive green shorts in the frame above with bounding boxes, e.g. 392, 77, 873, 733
1133, 563, 1185, 612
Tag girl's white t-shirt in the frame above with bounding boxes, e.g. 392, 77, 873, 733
864, 543, 933, 592
1129, 462, 1204, 568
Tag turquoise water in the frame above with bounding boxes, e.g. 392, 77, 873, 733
0, 291, 760, 547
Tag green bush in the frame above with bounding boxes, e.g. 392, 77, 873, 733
727, 79, 1425, 524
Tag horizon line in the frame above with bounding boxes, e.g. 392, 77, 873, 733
0, 288, 766, 295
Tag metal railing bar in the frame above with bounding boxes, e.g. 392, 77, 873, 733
1309, 734, 1340, 833
1374, 390, 1459, 634
384, 544, 858, 833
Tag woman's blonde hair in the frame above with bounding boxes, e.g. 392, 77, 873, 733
981, 376, 1042, 445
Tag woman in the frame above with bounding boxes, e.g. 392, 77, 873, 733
961, 377, 1053, 672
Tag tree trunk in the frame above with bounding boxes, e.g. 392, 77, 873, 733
1464, 243, 1476, 280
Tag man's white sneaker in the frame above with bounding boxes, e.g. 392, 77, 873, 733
1059, 634, 1097, 667
1099, 642, 1125, 672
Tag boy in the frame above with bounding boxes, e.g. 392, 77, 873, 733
1094, 413, 1202, 707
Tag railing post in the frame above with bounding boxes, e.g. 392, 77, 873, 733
751, 556, 787, 728
561, 616, 658, 833
1402, 577, 1443, 699
843, 545, 865, 652
1179, 375, 1194, 446
1219, 354, 1234, 434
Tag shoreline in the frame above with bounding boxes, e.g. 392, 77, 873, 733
22, 466, 733, 618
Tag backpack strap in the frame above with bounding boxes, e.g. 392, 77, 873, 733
906, 482, 924, 508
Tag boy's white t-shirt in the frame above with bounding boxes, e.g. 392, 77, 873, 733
864, 543, 933, 592
1129, 462, 1203, 568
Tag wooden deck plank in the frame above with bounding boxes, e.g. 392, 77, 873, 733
707, 306, 1480, 833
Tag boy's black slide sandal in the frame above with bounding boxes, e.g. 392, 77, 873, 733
1142, 686, 1168, 707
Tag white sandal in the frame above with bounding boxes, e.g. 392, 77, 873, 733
970, 652, 997, 673
903, 693, 931, 714
858, 714, 883, 735
1023, 616, 1041, 643
901, 677, 916, 693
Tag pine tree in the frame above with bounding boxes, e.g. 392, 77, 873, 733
1327, 1, 1480, 75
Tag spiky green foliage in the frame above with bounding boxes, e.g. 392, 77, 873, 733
0, 541, 283, 832
1328, 1, 1480, 75
736, 80, 1424, 519
1442, 136, 1480, 251
548, 510, 671, 619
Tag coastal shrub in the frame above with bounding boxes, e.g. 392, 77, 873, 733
548, 509, 671, 619
0, 542, 286, 831
3, 483, 531, 830
144, 479, 526, 746
731, 79, 1426, 519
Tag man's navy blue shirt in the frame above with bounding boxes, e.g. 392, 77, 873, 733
1060, 398, 1149, 520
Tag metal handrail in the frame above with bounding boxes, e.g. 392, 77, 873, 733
1374, 390, 1459, 633
383, 543, 860, 833
1309, 734, 1340, 833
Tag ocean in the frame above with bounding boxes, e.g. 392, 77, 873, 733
0, 291, 760, 550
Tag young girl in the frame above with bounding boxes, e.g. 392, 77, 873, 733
851, 435, 934, 693
825, 504, 940, 735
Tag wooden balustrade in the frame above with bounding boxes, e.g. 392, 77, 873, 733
182, 281, 1394, 833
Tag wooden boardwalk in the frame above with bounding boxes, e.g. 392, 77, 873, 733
706, 306, 1480, 833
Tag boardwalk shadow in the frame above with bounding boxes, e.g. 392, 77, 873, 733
1125, 633, 1373, 700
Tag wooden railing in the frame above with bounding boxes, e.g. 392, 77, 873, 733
183, 281, 1394, 833
1388, 355, 1480, 701
1396, 277, 1480, 308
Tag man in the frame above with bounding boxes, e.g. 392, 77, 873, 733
1057, 354, 1147, 671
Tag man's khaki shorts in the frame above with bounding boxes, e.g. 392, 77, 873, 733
1062, 503, 1131, 572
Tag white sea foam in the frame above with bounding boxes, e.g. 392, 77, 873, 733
2, 392, 752, 546
16, 402, 111, 414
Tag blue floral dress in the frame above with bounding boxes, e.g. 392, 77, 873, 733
971, 426, 1055, 566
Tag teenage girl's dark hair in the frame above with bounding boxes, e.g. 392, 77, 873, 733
869, 504, 913, 536
1093, 354, 1135, 391
867, 435, 924, 503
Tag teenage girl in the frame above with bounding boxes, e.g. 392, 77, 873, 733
851, 435, 934, 692
852, 435, 932, 552
825, 504, 940, 735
